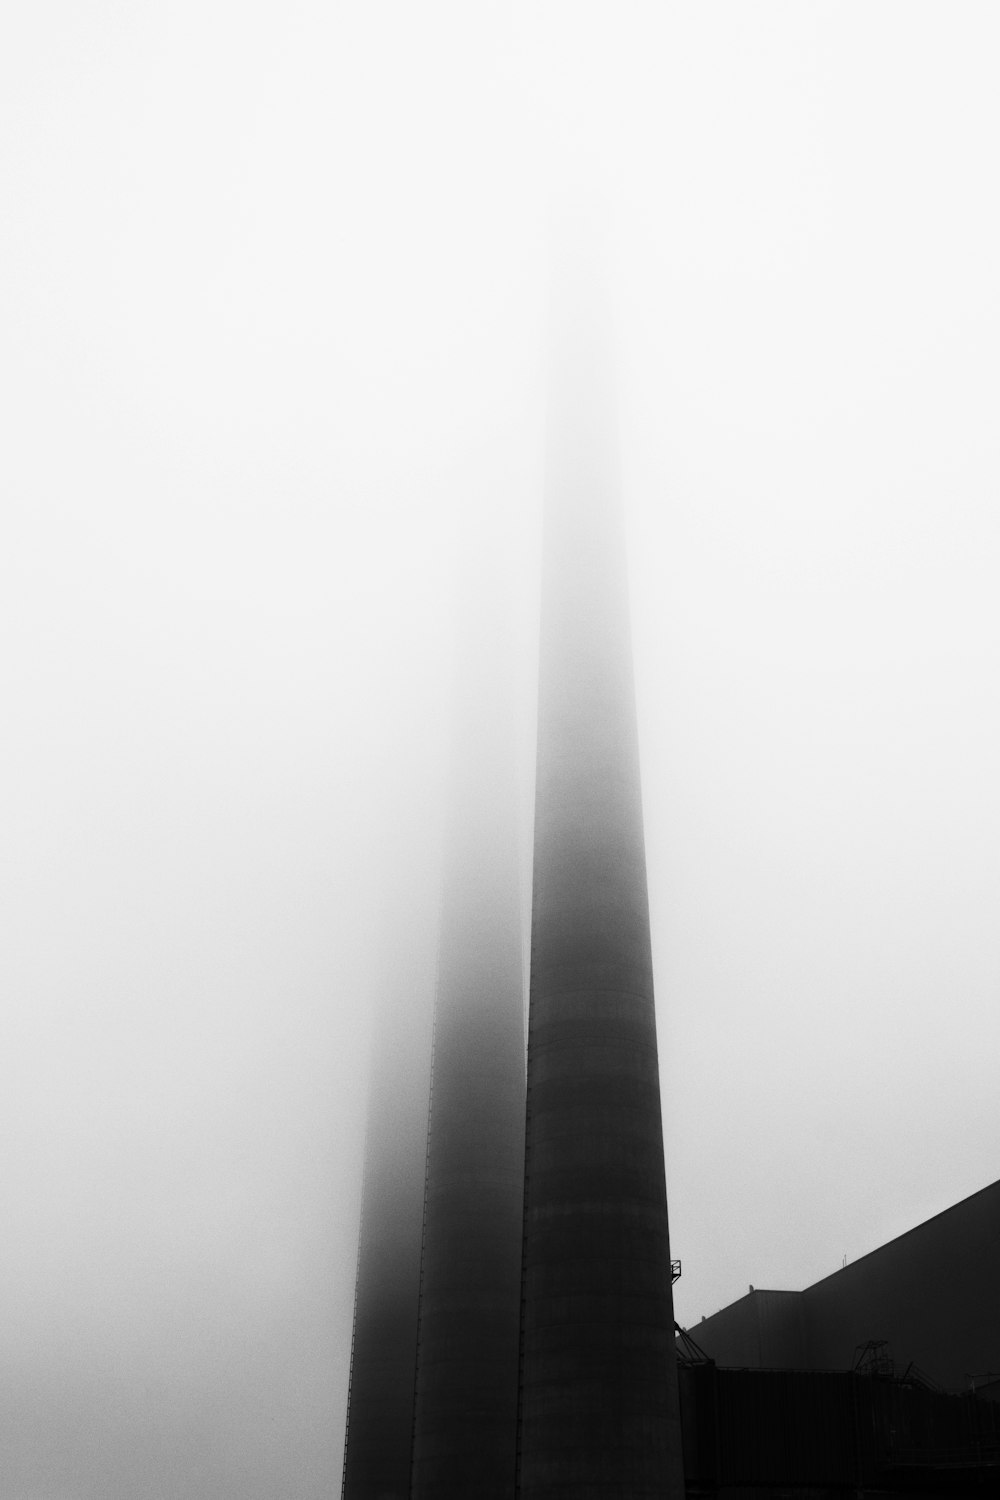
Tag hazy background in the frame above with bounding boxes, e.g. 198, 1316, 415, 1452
4, 3, 1000, 1495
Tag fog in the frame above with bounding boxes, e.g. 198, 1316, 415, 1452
4, 4, 1000, 1494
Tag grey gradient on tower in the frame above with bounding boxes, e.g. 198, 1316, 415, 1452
342, 932, 434, 1500
516, 252, 685, 1498
410, 580, 527, 1500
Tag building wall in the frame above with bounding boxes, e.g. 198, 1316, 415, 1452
688, 1289, 805, 1370
678, 1363, 1000, 1494
681, 1178, 1000, 1393
802, 1177, 1000, 1390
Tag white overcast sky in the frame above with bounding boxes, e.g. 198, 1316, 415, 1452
4, 4, 1000, 1496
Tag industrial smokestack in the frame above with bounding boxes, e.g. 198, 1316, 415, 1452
341, 907, 435, 1500
410, 558, 527, 1499
516, 231, 685, 1498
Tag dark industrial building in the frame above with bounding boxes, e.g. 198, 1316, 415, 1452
676, 1361, 1000, 1497
675, 1178, 1000, 1495
684, 1178, 1000, 1392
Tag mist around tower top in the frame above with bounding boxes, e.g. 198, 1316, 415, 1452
5, 5, 1000, 1497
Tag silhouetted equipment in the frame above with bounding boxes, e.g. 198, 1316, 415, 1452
675, 1323, 713, 1368
898, 1360, 940, 1392
854, 1339, 894, 1378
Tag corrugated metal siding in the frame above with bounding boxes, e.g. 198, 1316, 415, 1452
678, 1364, 1000, 1490
713, 1370, 861, 1486
870, 1380, 1000, 1469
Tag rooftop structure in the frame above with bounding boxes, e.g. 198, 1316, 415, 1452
685, 1176, 1000, 1394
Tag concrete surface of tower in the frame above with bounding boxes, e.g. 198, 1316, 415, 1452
341, 911, 435, 1500
410, 567, 527, 1499
516, 240, 685, 1499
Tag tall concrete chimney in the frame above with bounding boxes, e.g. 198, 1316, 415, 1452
341, 908, 434, 1500
410, 573, 527, 1499
516, 247, 685, 1498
